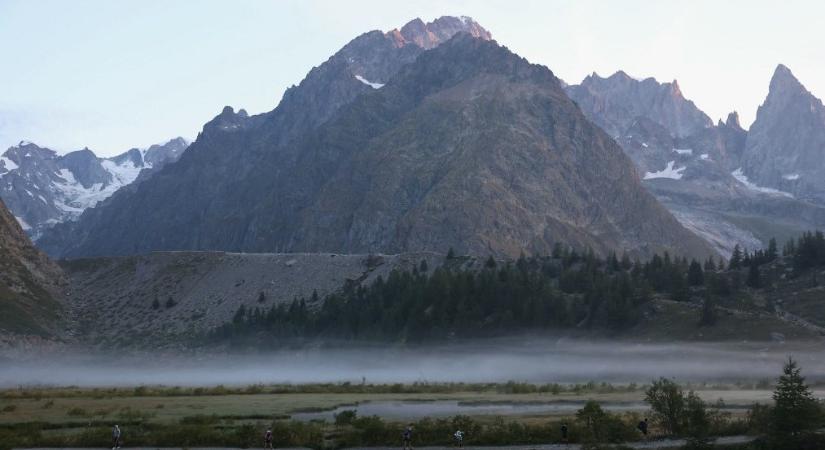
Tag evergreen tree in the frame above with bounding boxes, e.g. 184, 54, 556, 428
747, 262, 762, 288
151, 297, 160, 310
699, 294, 717, 326
551, 242, 563, 259
767, 238, 778, 262
446, 247, 456, 260
771, 358, 822, 437
729, 245, 743, 270
703, 257, 716, 272
485, 255, 497, 269
687, 260, 705, 286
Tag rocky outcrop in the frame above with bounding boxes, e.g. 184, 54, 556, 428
740, 64, 825, 202
0, 198, 65, 336
0, 138, 187, 238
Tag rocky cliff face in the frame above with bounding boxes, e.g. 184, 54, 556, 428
0, 198, 65, 336
40, 30, 715, 261
740, 64, 825, 202
0, 137, 187, 239
566, 71, 713, 139
567, 68, 825, 257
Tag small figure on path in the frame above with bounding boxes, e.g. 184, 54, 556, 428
402, 425, 413, 450
454, 429, 464, 448
560, 422, 568, 444
637, 417, 649, 439
111, 424, 121, 450
264, 428, 274, 449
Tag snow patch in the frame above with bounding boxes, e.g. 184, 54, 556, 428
354, 74, 384, 89
14, 215, 31, 230
732, 168, 793, 198
783, 173, 800, 181
0, 156, 18, 173
673, 148, 693, 155
699, 153, 710, 160
644, 161, 685, 180
52, 159, 147, 215
641, 142, 649, 148
101, 159, 144, 186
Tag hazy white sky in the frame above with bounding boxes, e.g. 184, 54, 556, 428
1, 0, 823, 156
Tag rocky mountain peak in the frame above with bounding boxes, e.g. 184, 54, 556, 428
725, 111, 743, 130
769, 64, 804, 96
566, 70, 711, 138
390, 16, 492, 50
202, 105, 250, 135
669, 79, 682, 96
740, 64, 825, 201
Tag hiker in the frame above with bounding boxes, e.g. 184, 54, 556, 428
264, 428, 274, 449
453, 429, 464, 448
637, 418, 649, 439
111, 424, 121, 450
402, 425, 413, 450
560, 422, 568, 444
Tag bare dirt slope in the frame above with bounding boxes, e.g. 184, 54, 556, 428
62, 251, 442, 348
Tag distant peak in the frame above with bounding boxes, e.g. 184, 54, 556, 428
221, 105, 235, 115
388, 15, 491, 50
769, 63, 804, 95
725, 111, 742, 129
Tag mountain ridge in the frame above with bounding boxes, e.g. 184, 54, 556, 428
38, 23, 716, 261
0, 137, 188, 239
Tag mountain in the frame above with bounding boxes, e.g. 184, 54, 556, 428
0, 197, 65, 337
0, 137, 188, 238
39, 24, 715, 261
567, 69, 825, 256
740, 64, 825, 202
566, 71, 713, 139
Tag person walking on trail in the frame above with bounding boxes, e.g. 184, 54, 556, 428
402, 425, 413, 450
560, 422, 568, 444
453, 429, 464, 448
264, 428, 274, 449
637, 418, 649, 439
111, 424, 121, 450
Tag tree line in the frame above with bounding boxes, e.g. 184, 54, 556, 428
212, 231, 825, 345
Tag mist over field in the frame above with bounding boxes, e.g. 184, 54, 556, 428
2, 339, 823, 388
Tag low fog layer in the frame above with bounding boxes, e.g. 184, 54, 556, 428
2, 339, 823, 388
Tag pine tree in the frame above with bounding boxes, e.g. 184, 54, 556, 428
729, 245, 743, 270
419, 259, 429, 273
446, 247, 456, 260
699, 295, 717, 326
747, 262, 762, 288
703, 257, 716, 272
771, 358, 822, 437
687, 260, 704, 286
767, 238, 778, 262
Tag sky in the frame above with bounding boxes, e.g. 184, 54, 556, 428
1, 0, 823, 156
